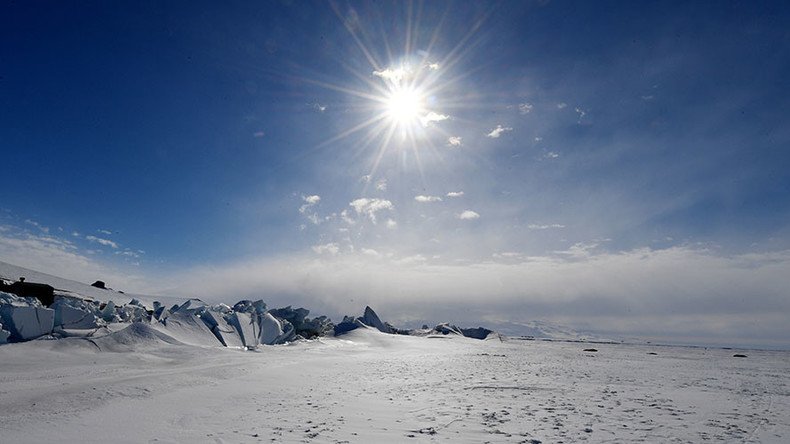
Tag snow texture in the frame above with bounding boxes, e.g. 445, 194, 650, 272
0, 328, 788, 442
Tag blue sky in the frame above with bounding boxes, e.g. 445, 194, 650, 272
2, 1, 789, 347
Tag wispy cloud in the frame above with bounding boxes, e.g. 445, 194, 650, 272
299, 195, 322, 225
86, 235, 119, 249
557, 102, 567, 109
312, 102, 327, 112
543, 151, 559, 159
447, 136, 462, 147
486, 125, 513, 138
25, 219, 49, 234
0, 225, 146, 291
414, 195, 442, 203
446, 191, 464, 198
518, 102, 533, 114
457, 210, 480, 220
375, 179, 387, 191
253, 131, 265, 138
98, 229, 112, 235
299, 195, 320, 213
528, 223, 565, 230
311, 242, 339, 255
427, 62, 439, 70
386, 219, 398, 229
361, 248, 381, 257
349, 198, 393, 223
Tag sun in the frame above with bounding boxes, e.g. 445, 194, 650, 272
385, 87, 425, 126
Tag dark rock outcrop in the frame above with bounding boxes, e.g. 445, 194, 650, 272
0, 280, 55, 306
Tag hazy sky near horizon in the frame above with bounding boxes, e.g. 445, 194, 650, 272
2, 1, 789, 346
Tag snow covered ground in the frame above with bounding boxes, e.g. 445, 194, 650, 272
1, 327, 788, 443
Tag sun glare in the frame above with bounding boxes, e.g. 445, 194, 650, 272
385, 87, 424, 125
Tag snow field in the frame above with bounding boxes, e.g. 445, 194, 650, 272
0, 327, 788, 443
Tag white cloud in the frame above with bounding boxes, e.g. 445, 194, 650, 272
253, 131, 265, 138
303, 195, 320, 205
98, 229, 112, 235
299, 195, 322, 224
414, 195, 442, 203
575, 107, 587, 121
534, 137, 543, 142
375, 179, 387, 191
115, 249, 141, 259
349, 198, 394, 223
372, 67, 408, 83
340, 209, 355, 225
447, 136, 462, 147
427, 62, 439, 70
518, 103, 533, 114
361, 248, 380, 257
312, 102, 327, 112
543, 151, 560, 159
528, 223, 565, 230
557, 102, 567, 109
486, 125, 513, 138
386, 219, 398, 229
446, 191, 464, 198
311, 243, 340, 255
86, 235, 119, 249
457, 210, 480, 220
420, 112, 449, 127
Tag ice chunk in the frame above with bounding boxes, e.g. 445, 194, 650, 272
460, 327, 495, 340
199, 309, 243, 348
252, 299, 267, 314
259, 312, 284, 345
0, 304, 55, 341
333, 315, 370, 335
100, 301, 120, 323
151, 311, 222, 347
432, 323, 464, 336
153, 304, 170, 322
0, 324, 9, 344
228, 312, 260, 348
232, 300, 255, 313
51, 298, 102, 329
333, 306, 391, 336
171, 298, 208, 314
360, 306, 392, 333
274, 319, 296, 344
298, 315, 333, 339
269, 306, 309, 331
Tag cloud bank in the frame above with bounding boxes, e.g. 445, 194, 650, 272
159, 246, 790, 349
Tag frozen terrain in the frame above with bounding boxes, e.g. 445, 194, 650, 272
1, 327, 788, 443
1, 260, 789, 442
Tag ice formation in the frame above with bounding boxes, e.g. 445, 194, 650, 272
0, 278, 498, 348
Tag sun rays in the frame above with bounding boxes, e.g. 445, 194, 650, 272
301, 2, 489, 183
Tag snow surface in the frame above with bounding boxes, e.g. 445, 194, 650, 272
1, 328, 788, 443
